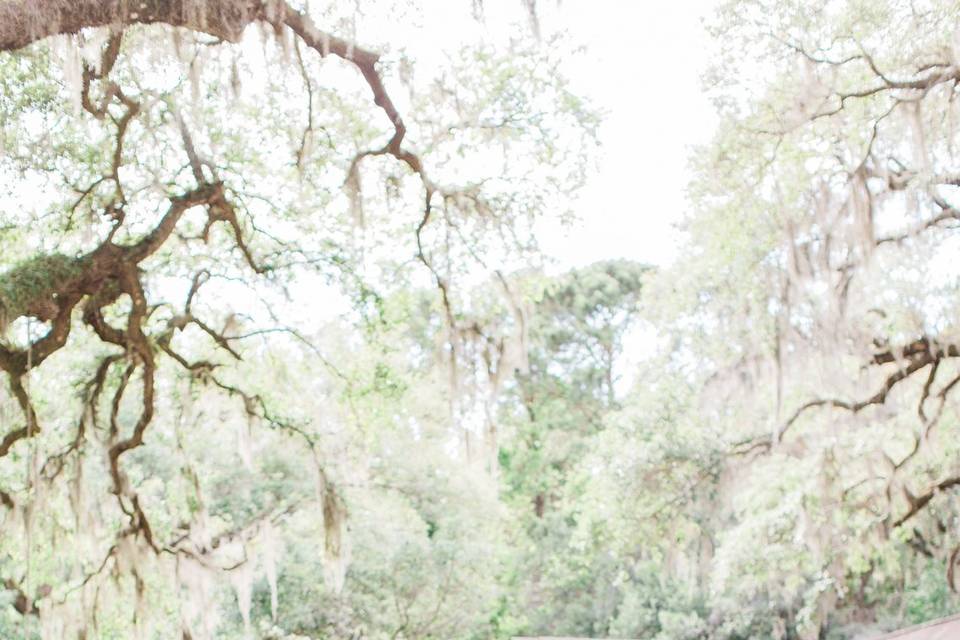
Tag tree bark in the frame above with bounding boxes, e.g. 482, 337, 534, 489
0, 0, 264, 52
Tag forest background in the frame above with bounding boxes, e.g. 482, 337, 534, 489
2, 1, 960, 639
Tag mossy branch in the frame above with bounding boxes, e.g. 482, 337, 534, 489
0, 253, 86, 331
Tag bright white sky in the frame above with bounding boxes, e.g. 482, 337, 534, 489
387, 0, 720, 269
544, 0, 719, 268
537, 0, 720, 381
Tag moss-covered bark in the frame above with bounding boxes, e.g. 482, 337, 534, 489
0, 253, 85, 328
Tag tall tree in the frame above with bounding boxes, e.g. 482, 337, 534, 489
637, 0, 960, 636
0, 1, 595, 636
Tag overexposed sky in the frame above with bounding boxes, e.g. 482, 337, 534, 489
546, 0, 719, 268
275, 0, 722, 326
388, 0, 720, 269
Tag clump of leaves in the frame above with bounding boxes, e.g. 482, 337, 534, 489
0, 252, 82, 328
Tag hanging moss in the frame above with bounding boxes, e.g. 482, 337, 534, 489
0, 252, 83, 328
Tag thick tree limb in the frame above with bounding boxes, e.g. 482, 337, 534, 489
0, 0, 262, 52
732, 336, 960, 456
774, 355, 932, 443
892, 476, 960, 529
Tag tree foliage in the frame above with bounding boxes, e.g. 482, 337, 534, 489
0, 1, 595, 637
4, 1, 960, 639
